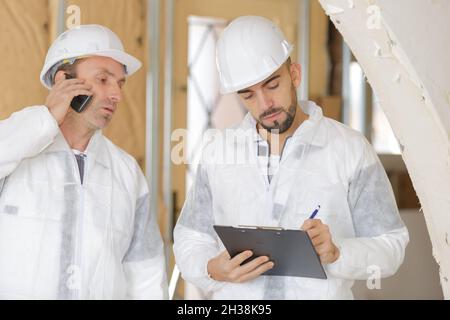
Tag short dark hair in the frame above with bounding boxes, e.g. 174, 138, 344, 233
285, 57, 292, 67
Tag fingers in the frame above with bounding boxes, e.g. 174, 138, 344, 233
310, 232, 331, 246
302, 220, 331, 241
58, 84, 93, 102
45, 77, 94, 125
69, 89, 93, 98
53, 78, 86, 90
236, 261, 274, 283
48, 83, 93, 101
301, 218, 322, 231
305, 227, 321, 239
301, 220, 339, 264
64, 83, 93, 91
235, 255, 270, 275
229, 250, 253, 268
63, 84, 93, 96
223, 250, 274, 283
53, 79, 92, 96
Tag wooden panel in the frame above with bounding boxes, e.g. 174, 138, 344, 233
0, 0, 49, 120
314, 95, 342, 122
309, 0, 329, 98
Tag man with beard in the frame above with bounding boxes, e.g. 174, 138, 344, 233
0, 25, 167, 299
173, 16, 409, 299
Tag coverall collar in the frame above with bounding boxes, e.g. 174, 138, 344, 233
44, 129, 110, 168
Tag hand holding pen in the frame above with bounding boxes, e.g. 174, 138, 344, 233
301, 205, 340, 264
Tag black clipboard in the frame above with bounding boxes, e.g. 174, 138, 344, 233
213, 225, 327, 279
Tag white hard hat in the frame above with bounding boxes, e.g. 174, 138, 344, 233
216, 16, 293, 94
40, 24, 142, 89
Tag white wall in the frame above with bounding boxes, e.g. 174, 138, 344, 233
318, 0, 450, 297
353, 210, 443, 299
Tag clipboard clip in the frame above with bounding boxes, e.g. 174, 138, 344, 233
237, 225, 285, 230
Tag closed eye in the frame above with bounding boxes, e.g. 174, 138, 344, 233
97, 77, 108, 84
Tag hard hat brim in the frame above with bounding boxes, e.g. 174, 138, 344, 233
219, 46, 293, 95
40, 49, 142, 89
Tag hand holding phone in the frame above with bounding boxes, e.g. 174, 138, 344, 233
44, 73, 93, 124
64, 73, 93, 113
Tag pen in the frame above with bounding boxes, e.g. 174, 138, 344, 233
309, 205, 321, 219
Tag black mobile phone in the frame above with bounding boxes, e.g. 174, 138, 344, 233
64, 73, 93, 113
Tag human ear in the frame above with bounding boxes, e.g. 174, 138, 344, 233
290, 63, 302, 88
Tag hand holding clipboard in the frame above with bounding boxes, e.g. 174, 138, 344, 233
211, 205, 339, 281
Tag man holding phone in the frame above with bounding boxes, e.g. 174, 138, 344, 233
0, 25, 167, 299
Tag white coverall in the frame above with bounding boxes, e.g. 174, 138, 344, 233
0, 106, 167, 299
174, 100, 409, 299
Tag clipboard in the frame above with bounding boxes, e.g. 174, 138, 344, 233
213, 225, 327, 279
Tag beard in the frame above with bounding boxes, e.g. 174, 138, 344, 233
258, 87, 297, 134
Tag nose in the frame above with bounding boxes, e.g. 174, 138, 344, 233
255, 90, 274, 112
109, 82, 122, 103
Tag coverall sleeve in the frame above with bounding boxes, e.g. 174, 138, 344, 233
326, 138, 409, 280
122, 171, 168, 299
173, 164, 225, 294
0, 106, 59, 179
